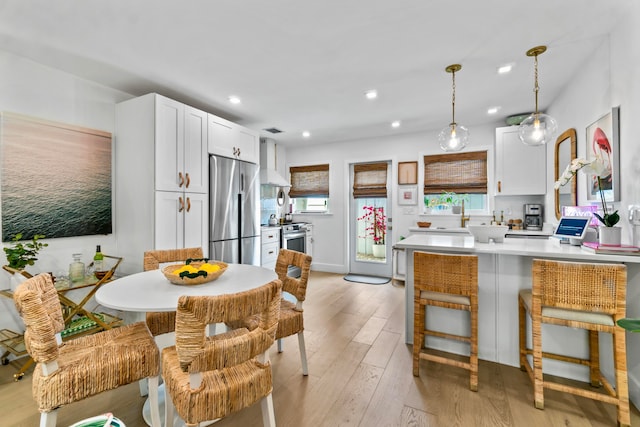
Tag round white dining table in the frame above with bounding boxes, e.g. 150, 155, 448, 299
95, 263, 278, 312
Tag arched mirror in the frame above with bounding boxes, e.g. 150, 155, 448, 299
554, 128, 577, 219
277, 188, 285, 206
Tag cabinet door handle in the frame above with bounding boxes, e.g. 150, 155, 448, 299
497, 181, 502, 193
178, 196, 184, 212
185, 173, 190, 188
178, 172, 184, 188
237, 148, 241, 156
268, 250, 274, 255
186, 197, 191, 212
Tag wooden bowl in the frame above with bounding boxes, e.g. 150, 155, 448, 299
162, 261, 228, 286
417, 221, 432, 228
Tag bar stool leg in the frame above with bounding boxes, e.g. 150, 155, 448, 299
588, 330, 601, 387
613, 328, 630, 427
412, 299, 424, 377
518, 296, 527, 371
532, 315, 544, 410
469, 301, 478, 392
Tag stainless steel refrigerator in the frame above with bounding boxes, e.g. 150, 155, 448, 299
209, 155, 261, 265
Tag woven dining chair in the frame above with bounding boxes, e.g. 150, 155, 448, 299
518, 259, 630, 427
143, 247, 204, 337
13, 273, 161, 427
413, 251, 479, 391
162, 279, 282, 427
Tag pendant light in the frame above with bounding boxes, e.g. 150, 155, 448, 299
518, 45, 558, 146
438, 64, 469, 152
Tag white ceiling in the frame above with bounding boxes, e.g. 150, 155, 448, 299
0, 0, 632, 147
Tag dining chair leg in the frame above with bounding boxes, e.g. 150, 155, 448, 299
261, 393, 276, 427
148, 375, 161, 427
138, 378, 149, 397
40, 410, 57, 427
165, 381, 175, 427
298, 331, 308, 376
277, 338, 283, 353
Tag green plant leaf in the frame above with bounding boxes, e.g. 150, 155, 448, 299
617, 318, 640, 333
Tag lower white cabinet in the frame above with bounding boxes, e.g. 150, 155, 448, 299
155, 192, 209, 252
261, 228, 281, 270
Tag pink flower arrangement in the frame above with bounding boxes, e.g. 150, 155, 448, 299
358, 206, 387, 245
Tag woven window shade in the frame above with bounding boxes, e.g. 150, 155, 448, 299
353, 163, 388, 198
289, 164, 329, 198
424, 151, 487, 194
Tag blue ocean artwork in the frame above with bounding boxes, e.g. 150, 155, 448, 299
1, 113, 112, 241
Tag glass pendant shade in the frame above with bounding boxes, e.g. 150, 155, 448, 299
518, 112, 558, 146
438, 123, 469, 152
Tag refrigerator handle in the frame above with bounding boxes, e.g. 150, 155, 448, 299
240, 173, 244, 192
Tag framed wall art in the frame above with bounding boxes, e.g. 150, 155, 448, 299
398, 161, 418, 185
1, 112, 113, 241
398, 186, 417, 205
585, 106, 620, 202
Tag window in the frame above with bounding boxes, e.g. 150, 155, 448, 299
289, 164, 329, 213
423, 151, 488, 212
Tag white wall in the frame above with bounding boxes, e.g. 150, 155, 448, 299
0, 49, 132, 332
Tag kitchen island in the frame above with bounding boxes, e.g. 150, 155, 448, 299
394, 233, 640, 405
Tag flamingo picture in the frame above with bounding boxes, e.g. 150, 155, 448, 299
592, 126, 613, 190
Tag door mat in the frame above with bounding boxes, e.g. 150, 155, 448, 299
343, 274, 390, 285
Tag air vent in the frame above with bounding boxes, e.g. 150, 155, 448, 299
263, 127, 283, 134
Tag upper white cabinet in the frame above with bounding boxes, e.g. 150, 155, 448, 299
155, 97, 208, 194
208, 114, 259, 164
495, 126, 546, 196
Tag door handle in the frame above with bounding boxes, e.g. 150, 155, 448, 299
185, 173, 190, 188
178, 196, 184, 212
498, 181, 502, 193
178, 172, 184, 188
186, 197, 191, 212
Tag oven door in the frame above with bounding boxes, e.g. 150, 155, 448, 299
283, 230, 306, 277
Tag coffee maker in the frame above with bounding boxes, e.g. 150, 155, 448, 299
524, 204, 543, 230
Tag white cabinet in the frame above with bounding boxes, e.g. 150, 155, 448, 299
208, 114, 260, 164
115, 93, 209, 273
495, 126, 546, 195
261, 227, 281, 270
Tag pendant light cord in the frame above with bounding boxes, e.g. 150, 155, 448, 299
451, 69, 456, 126
533, 53, 539, 114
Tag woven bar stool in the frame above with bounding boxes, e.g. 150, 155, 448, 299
518, 259, 630, 427
143, 247, 204, 337
412, 251, 479, 391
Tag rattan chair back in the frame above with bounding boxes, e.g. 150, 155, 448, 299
13, 273, 65, 363
175, 279, 282, 373
414, 251, 477, 297
532, 259, 626, 316
275, 248, 312, 302
143, 247, 204, 336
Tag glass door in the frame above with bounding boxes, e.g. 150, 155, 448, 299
348, 161, 392, 278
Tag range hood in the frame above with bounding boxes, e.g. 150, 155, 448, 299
260, 139, 290, 187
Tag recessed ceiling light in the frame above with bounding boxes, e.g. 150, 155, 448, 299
228, 96, 241, 104
487, 107, 501, 114
302, 131, 311, 138
365, 90, 378, 100
497, 64, 513, 74
391, 120, 401, 128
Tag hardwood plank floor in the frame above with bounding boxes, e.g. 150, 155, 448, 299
2, 271, 638, 426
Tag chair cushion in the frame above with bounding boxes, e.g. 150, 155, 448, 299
420, 290, 470, 306
162, 346, 273, 424
519, 289, 614, 326
32, 321, 160, 412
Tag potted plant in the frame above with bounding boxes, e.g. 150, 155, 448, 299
358, 206, 387, 257
555, 156, 620, 244
3, 233, 48, 272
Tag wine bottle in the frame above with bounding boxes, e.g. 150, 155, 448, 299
93, 245, 104, 273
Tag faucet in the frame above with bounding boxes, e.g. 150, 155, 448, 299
460, 200, 470, 228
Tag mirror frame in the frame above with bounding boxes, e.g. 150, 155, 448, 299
554, 128, 577, 220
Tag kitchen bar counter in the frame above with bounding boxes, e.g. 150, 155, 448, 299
394, 234, 640, 405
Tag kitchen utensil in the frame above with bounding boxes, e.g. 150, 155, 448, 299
269, 214, 278, 226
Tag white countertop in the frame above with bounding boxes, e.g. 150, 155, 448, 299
394, 233, 640, 263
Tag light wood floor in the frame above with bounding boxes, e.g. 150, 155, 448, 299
2, 271, 638, 426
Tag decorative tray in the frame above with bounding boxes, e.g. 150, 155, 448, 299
162, 260, 228, 286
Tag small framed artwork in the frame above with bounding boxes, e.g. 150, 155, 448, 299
398, 161, 418, 185
585, 106, 620, 202
398, 186, 417, 205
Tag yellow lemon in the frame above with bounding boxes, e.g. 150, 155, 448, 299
199, 263, 221, 273
173, 265, 199, 274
